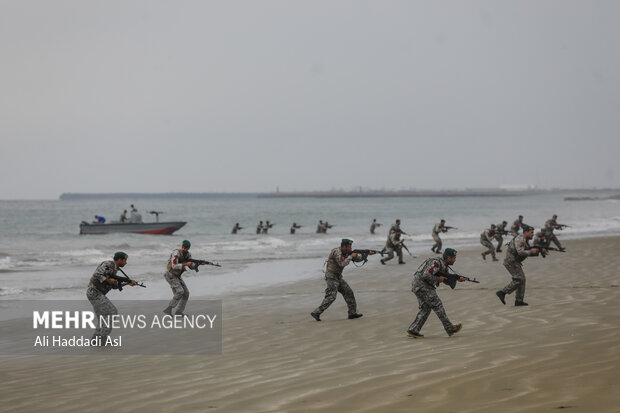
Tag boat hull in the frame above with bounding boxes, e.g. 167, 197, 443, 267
79, 221, 186, 235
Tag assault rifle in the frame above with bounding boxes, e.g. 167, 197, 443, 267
444, 226, 458, 230
527, 246, 566, 258
557, 224, 571, 229
344, 249, 384, 263
400, 242, 417, 258
496, 230, 511, 236
179, 258, 222, 272
436, 269, 480, 290
111, 269, 147, 291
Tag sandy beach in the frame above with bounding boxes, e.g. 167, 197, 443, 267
2, 236, 619, 412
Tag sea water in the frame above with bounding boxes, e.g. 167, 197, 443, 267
0, 193, 619, 300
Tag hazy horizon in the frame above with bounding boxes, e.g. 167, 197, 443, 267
2, 1, 619, 200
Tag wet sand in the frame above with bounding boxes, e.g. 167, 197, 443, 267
1, 236, 619, 412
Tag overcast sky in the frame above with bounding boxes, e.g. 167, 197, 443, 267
1, 1, 619, 199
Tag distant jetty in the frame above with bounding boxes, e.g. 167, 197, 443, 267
59, 189, 620, 200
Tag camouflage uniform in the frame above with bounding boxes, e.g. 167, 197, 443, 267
511, 218, 522, 235
370, 220, 381, 234
316, 221, 324, 234
407, 257, 458, 335
382, 231, 404, 264
500, 234, 533, 302
480, 228, 497, 260
86, 260, 119, 340
532, 230, 549, 248
545, 219, 563, 249
431, 223, 446, 253
313, 248, 363, 316
164, 248, 196, 314
495, 222, 508, 252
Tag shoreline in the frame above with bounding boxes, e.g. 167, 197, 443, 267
1, 236, 620, 411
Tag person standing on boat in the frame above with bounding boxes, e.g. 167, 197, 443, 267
163, 240, 197, 317
129, 205, 143, 223
86, 251, 136, 344
256, 221, 263, 234
120, 210, 128, 223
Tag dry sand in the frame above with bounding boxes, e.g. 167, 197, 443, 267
2, 236, 619, 412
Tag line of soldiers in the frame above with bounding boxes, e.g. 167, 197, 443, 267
480, 214, 568, 261
311, 214, 571, 338
87, 239, 220, 345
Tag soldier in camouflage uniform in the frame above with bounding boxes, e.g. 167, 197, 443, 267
370, 219, 381, 234
381, 229, 405, 265
494, 221, 509, 253
480, 224, 498, 261
163, 240, 198, 316
389, 219, 402, 235
290, 222, 302, 234
532, 228, 550, 248
231, 223, 243, 234
511, 215, 524, 235
406, 248, 463, 338
311, 239, 370, 321
544, 214, 565, 250
86, 251, 136, 343
431, 219, 447, 253
496, 225, 542, 306
316, 220, 325, 234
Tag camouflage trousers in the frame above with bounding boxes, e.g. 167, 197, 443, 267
495, 236, 504, 251
432, 233, 442, 252
86, 287, 118, 338
408, 287, 454, 335
383, 246, 403, 263
481, 239, 496, 259
501, 261, 526, 302
548, 234, 563, 249
314, 277, 357, 316
164, 271, 190, 313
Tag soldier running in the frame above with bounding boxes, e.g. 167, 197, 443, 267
86, 251, 137, 344
544, 214, 566, 250
511, 215, 524, 235
381, 229, 405, 265
311, 239, 370, 321
480, 224, 498, 261
431, 219, 448, 254
406, 248, 464, 338
494, 220, 509, 252
163, 240, 198, 316
496, 225, 543, 306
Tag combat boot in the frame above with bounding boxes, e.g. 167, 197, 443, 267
406, 330, 424, 338
496, 291, 506, 305
448, 323, 462, 337
310, 312, 321, 321
380, 260, 386, 265
348, 313, 363, 319
163, 307, 173, 316
515, 301, 529, 306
